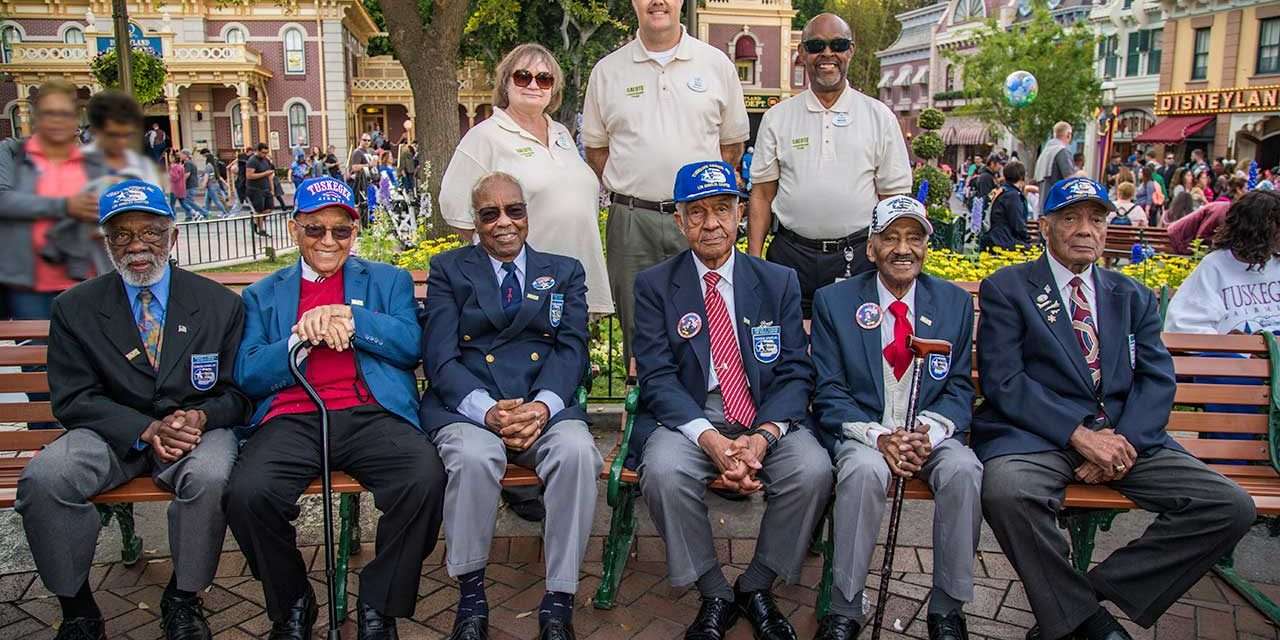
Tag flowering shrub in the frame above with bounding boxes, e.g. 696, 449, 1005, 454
923, 246, 1043, 281
394, 235, 466, 271
1119, 254, 1198, 290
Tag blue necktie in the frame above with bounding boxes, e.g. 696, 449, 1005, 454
500, 262, 520, 321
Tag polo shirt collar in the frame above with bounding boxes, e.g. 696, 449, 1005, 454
630, 25, 694, 63
803, 85, 853, 114
491, 107, 553, 144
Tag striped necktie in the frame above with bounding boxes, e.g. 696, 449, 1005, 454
1068, 277, 1101, 389
137, 288, 162, 371
703, 271, 756, 428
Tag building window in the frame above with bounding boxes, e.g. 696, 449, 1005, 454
944, 65, 956, 92
1191, 27, 1210, 80
1259, 18, 1280, 75
953, 0, 984, 23
792, 62, 804, 86
230, 104, 244, 147
284, 28, 305, 74
63, 26, 84, 44
1, 26, 21, 64
1124, 29, 1160, 77
733, 35, 757, 85
225, 26, 246, 44
288, 103, 308, 145
1099, 35, 1119, 79
1147, 28, 1162, 75
736, 60, 755, 84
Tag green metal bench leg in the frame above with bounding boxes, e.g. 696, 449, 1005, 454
335, 493, 355, 623
815, 503, 836, 620
1057, 508, 1123, 574
593, 483, 638, 610
96, 503, 143, 566
1214, 550, 1280, 626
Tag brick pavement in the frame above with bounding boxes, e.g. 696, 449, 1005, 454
1, 536, 1276, 640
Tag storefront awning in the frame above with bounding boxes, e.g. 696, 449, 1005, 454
911, 67, 929, 85
893, 65, 914, 87
939, 117, 991, 146
878, 71, 895, 88
1133, 115, 1215, 143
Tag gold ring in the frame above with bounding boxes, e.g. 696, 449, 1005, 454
1114, 464, 1126, 472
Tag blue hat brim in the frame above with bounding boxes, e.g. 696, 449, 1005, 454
674, 187, 747, 203
294, 202, 360, 219
100, 205, 175, 224
1045, 195, 1117, 215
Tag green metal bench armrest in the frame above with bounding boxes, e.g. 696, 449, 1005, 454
607, 386, 640, 507
576, 385, 588, 412
1158, 285, 1172, 324
1264, 332, 1280, 476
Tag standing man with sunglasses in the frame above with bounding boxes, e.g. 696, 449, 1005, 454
225, 176, 446, 640
423, 172, 598, 640
747, 13, 912, 319
582, 0, 750, 369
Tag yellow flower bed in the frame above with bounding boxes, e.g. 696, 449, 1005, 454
923, 246, 1043, 282
394, 235, 466, 272
1119, 254, 1198, 290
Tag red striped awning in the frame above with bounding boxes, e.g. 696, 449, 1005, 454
734, 36, 758, 60
1133, 115, 1214, 143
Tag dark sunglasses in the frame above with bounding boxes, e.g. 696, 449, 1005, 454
300, 224, 355, 240
802, 37, 852, 54
512, 69, 555, 90
476, 202, 529, 225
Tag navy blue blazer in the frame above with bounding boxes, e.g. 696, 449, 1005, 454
810, 272, 974, 453
420, 244, 589, 434
629, 250, 813, 467
971, 255, 1178, 461
236, 257, 424, 430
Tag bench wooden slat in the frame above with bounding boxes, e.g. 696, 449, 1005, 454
1208, 464, 1279, 478
0, 346, 48, 367
1167, 412, 1269, 434
0, 403, 53, 423
1175, 438, 1272, 461
0, 372, 48, 393
1173, 383, 1270, 405
1164, 334, 1269, 354
0, 321, 50, 341
1172, 356, 1270, 377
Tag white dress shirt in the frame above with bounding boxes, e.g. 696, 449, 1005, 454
673, 252, 789, 444
841, 276, 954, 448
1047, 252, 1099, 325
456, 247, 567, 426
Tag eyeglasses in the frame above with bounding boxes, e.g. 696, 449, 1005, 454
512, 69, 555, 90
361, 137, 371, 143
107, 227, 170, 247
300, 224, 355, 240
476, 202, 529, 225
802, 37, 852, 54
680, 201, 739, 226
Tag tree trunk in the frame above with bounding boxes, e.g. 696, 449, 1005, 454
381, 0, 469, 231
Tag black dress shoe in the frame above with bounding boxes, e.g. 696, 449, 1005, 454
268, 589, 318, 640
55, 617, 106, 640
927, 612, 968, 640
813, 614, 860, 640
357, 600, 399, 640
160, 592, 212, 640
447, 614, 489, 640
734, 588, 796, 640
506, 496, 546, 522
685, 597, 740, 640
538, 618, 576, 640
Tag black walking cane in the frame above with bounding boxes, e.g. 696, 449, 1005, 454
870, 336, 953, 640
288, 341, 343, 640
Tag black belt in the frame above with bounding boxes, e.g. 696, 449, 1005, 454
776, 225, 868, 253
611, 193, 678, 214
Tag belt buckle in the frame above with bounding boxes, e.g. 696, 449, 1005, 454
821, 239, 840, 253
659, 200, 677, 214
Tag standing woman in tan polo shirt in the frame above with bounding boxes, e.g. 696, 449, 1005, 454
440, 43, 614, 316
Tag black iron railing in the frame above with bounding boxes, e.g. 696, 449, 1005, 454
172, 211, 297, 268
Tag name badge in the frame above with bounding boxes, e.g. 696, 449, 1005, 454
928, 353, 949, 380
532, 276, 556, 290
556, 134, 575, 150
549, 293, 564, 328
677, 312, 702, 339
856, 302, 882, 330
687, 76, 707, 93
191, 353, 219, 392
751, 324, 781, 364
832, 113, 851, 127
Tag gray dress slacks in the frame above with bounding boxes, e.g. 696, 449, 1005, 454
433, 420, 601, 593
982, 447, 1256, 639
831, 437, 983, 604
639, 404, 834, 587
16, 427, 238, 596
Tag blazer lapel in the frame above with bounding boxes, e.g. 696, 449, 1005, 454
859, 275, 886, 408
1094, 269, 1128, 385
673, 253, 711, 390
343, 258, 370, 309
99, 277, 159, 379
155, 273, 203, 385
461, 245, 508, 331
731, 254, 763, 395
1028, 256, 1094, 391
273, 262, 302, 341
497, 247, 548, 343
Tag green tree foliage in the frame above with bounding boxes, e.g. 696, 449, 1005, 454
91, 49, 167, 105
826, 0, 934, 96
362, 0, 393, 56
792, 0, 826, 29
946, 1, 1100, 157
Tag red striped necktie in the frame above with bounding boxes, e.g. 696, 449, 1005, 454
703, 271, 756, 428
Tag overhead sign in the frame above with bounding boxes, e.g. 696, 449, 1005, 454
744, 94, 782, 111
1155, 84, 1280, 116
95, 22, 163, 57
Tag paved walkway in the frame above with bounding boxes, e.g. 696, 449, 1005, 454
1, 534, 1276, 639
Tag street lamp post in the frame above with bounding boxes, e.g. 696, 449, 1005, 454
1097, 80, 1117, 181
111, 0, 132, 93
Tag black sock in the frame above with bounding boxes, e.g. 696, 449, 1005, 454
695, 566, 734, 601
164, 574, 196, 600
457, 569, 488, 619
58, 580, 101, 621
735, 559, 778, 593
538, 591, 574, 625
1079, 607, 1118, 638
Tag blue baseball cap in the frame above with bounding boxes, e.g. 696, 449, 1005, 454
673, 161, 744, 203
294, 176, 358, 219
98, 179, 174, 225
1043, 177, 1116, 215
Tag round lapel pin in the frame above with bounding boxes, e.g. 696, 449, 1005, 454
677, 312, 703, 339
856, 302, 883, 330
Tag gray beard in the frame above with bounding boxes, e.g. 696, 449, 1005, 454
109, 250, 167, 288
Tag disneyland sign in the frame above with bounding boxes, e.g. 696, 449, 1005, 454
1155, 84, 1280, 116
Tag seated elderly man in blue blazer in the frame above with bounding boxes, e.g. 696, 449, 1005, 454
975, 177, 1255, 640
632, 161, 832, 640
225, 177, 446, 640
810, 195, 980, 640
421, 171, 599, 640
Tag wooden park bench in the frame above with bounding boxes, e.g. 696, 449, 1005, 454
1026, 220, 1181, 265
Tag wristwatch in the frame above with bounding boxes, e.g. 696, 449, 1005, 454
747, 427, 779, 453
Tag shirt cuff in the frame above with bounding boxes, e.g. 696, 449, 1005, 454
457, 389, 497, 426
765, 420, 789, 436
842, 421, 888, 447
676, 418, 716, 445
917, 410, 956, 448
532, 390, 565, 420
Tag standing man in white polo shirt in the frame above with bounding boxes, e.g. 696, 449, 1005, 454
581, 0, 750, 366
748, 13, 912, 318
